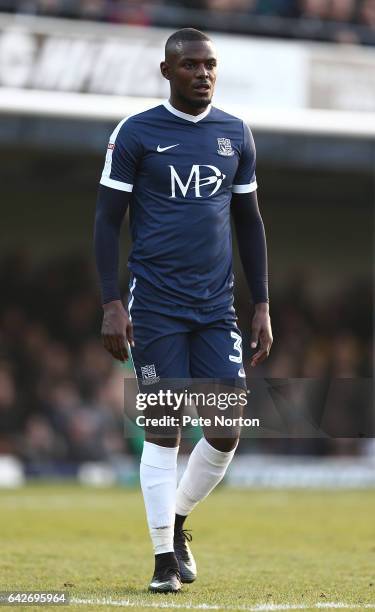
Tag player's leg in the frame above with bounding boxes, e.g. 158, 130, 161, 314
140, 395, 182, 582
174, 318, 246, 582
130, 302, 190, 592
140, 441, 181, 593
177, 318, 245, 513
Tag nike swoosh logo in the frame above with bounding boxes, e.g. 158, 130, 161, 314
157, 144, 180, 152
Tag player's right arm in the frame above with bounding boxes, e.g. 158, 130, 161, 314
94, 185, 133, 362
94, 117, 141, 362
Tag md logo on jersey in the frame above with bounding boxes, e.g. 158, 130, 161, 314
169, 165, 226, 198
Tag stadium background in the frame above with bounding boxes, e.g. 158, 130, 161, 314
0, 0, 373, 487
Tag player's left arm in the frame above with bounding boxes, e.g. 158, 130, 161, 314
231, 190, 273, 367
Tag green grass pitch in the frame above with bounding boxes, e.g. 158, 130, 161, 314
1, 484, 375, 611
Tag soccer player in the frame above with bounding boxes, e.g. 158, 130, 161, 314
94, 28, 273, 593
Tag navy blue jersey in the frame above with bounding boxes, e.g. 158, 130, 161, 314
100, 101, 257, 308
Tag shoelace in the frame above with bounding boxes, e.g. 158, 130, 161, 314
181, 529, 192, 543
175, 528, 193, 542
153, 565, 181, 582
164, 566, 181, 581
174, 528, 193, 561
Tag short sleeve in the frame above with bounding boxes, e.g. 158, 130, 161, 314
100, 117, 142, 192
231, 122, 258, 194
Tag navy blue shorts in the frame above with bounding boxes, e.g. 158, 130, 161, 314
127, 276, 246, 390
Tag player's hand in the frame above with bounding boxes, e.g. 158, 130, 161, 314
101, 300, 134, 362
250, 303, 273, 368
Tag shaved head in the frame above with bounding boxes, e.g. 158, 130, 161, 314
161, 28, 217, 115
165, 28, 212, 60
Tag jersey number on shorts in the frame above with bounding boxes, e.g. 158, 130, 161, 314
229, 331, 242, 364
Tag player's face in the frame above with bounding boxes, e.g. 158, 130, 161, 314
161, 41, 217, 112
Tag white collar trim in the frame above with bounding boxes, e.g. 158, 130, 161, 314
163, 100, 211, 123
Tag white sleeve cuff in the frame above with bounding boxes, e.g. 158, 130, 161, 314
100, 176, 133, 192
231, 180, 258, 194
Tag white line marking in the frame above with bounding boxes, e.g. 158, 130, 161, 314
71, 598, 375, 611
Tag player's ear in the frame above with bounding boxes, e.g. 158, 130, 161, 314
160, 61, 170, 81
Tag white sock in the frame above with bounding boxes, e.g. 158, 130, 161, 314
140, 441, 179, 554
176, 437, 237, 516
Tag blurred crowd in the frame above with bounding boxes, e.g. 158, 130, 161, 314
0, 0, 374, 45
0, 250, 372, 467
0, 251, 128, 468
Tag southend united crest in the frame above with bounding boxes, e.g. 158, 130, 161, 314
217, 138, 235, 157
140, 363, 160, 385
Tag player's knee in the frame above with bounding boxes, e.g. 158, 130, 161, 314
144, 433, 181, 447
204, 436, 239, 453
